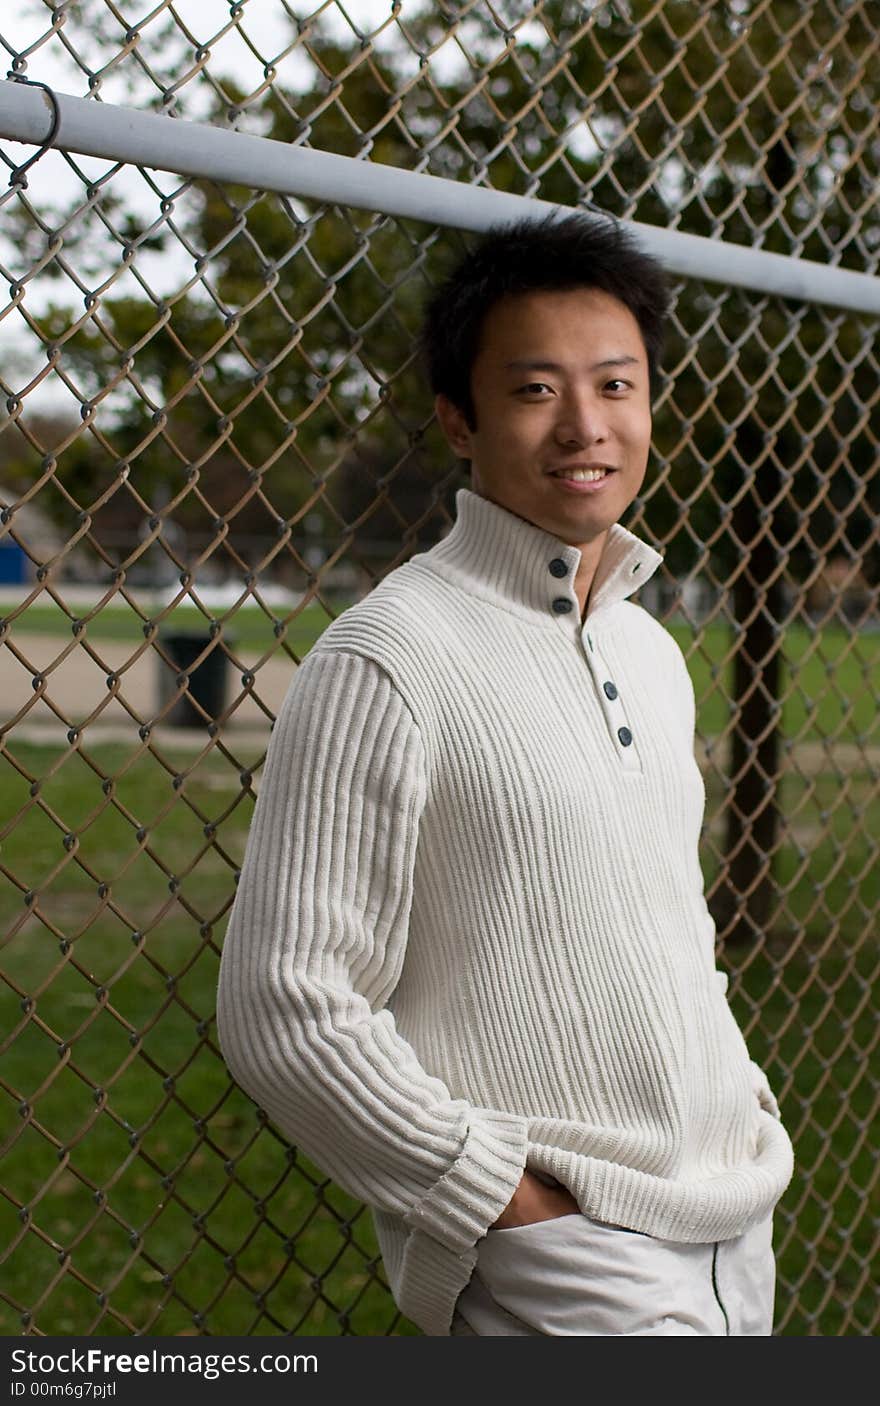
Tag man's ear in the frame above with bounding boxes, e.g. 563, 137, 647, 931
434, 393, 473, 459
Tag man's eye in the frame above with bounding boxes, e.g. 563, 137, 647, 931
605, 379, 632, 393
518, 382, 552, 394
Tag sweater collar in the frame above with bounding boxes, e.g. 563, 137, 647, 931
412, 487, 664, 628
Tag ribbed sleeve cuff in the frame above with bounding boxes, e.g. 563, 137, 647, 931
402, 1106, 529, 1255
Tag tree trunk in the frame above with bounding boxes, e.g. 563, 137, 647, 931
711, 433, 784, 948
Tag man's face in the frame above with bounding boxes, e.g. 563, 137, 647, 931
434, 286, 652, 549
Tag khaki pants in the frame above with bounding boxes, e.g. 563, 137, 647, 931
450, 1211, 776, 1336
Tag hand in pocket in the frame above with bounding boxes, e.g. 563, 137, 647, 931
490, 1168, 580, 1231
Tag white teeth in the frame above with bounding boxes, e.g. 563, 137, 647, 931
554, 468, 608, 482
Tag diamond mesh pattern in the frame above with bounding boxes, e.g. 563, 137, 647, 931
0, 0, 877, 1338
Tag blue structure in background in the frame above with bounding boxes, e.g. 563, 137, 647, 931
0, 539, 28, 584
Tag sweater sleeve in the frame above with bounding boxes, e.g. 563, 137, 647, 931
215, 646, 528, 1255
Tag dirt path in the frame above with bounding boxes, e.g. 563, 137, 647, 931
4, 631, 879, 774
1, 631, 296, 746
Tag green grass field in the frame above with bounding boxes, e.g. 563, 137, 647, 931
0, 596, 354, 658
3, 595, 877, 740
0, 615, 877, 1336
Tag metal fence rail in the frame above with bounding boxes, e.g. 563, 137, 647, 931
3, 79, 880, 313
0, 0, 877, 1337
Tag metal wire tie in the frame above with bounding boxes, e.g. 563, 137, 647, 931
6, 72, 61, 187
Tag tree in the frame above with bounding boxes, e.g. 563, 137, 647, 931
2, 0, 876, 942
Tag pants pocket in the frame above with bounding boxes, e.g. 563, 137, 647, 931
474, 1213, 725, 1336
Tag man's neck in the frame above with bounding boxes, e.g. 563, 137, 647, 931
573, 531, 609, 619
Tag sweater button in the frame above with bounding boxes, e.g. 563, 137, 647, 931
603, 681, 618, 700
618, 726, 633, 746
548, 557, 568, 578
551, 597, 573, 614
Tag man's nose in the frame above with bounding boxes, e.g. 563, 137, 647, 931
553, 393, 609, 446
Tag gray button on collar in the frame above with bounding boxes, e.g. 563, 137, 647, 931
552, 597, 573, 614
618, 726, 633, 746
603, 681, 618, 700
548, 557, 568, 578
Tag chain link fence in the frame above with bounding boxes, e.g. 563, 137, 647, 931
0, 0, 877, 1337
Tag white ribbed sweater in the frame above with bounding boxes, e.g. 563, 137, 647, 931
216, 487, 794, 1337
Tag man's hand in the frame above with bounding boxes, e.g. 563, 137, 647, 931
489, 1170, 581, 1230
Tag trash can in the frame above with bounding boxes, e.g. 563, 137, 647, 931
157, 631, 230, 729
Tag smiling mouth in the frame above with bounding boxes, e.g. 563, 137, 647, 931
549, 466, 615, 482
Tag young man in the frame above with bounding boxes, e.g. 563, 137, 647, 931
216, 212, 794, 1337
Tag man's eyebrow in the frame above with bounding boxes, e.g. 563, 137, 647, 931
502, 355, 641, 372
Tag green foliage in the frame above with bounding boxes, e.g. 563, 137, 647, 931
1, 2, 877, 584
0, 1, 877, 1340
